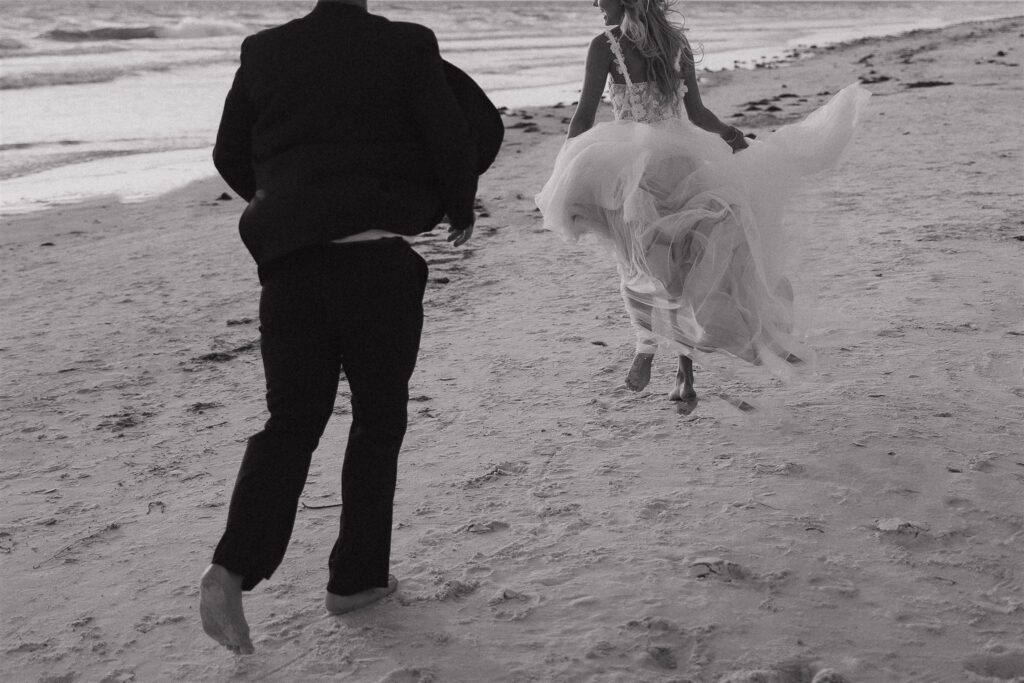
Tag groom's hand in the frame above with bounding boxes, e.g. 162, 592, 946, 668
447, 223, 474, 247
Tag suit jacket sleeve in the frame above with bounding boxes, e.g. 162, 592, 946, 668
402, 28, 478, 230
213, 37, 257, 202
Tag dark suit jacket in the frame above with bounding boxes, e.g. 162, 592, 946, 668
213, 1, 480, 271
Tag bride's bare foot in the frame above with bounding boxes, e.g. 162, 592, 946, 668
200, 564, 254, 654
625, 352, 654, 391
668, 354, 697, 409
669, 382, 698, 415
325, 575, 398, 615
668, 384, 697, 402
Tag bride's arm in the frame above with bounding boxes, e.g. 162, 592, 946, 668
679, 48, 748, 152
567, 35, 613, 139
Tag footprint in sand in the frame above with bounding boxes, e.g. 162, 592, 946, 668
461, 520, 510, 534
870, 517, 961, 550
0, 531, 15, 553
397, 576, 480, 604
531, 481, 567, 499
690, 557, 752, 582
460, 461, 528, 489
962, 650, 1024, 681
753, 462, 805, 476
636, 497, 684, 520
133, 614, 185, 634
185, 401, 221, 414
873, 517, 927, 535
810, 671, 852, 683
96, 409, 154, 432
601, 617, 707, 673
646, 645, 677, 669
193, 351, 236, 363
538, 502, 581, 518
720, 664, 850, 683
675, 395, 699, 415
260, 608, 315, 642
488, 587, 540, 621
806, 575, 860, 599
377, 667, 438, 683
689, 557, 790, 589
41, 673, 79, 683
428, 579, 479, 602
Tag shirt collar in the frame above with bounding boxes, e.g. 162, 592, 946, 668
312, 1, 367, 16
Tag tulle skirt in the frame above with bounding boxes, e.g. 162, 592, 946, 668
535, 83, 870, 371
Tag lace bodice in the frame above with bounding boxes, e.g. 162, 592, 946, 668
605, 30, 685, 124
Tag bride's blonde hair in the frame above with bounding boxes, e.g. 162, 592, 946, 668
618, 0, 696, 105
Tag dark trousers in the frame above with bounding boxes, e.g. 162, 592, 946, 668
212, 238, 427, 595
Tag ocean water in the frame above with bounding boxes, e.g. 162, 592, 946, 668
1, 0, 1021, 214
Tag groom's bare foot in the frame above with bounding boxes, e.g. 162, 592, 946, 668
625, 352, 654, 391
200, 564, 254, 654
325, 575, 399, 615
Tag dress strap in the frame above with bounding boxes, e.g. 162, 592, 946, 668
603, 29, 633, 91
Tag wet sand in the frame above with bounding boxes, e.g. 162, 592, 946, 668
1, 16, 1022, 683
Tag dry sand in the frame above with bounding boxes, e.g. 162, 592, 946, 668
2, 17, 1022, 683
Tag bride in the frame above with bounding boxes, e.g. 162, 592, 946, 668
536, 0, 869, 410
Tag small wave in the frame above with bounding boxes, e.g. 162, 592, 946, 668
0, 70, 120, 90
0, 148, 143, 182
2, 44, 128, 61
0, 53, 234, 90
0, 141, 81, 152
157, 18, 251, 40
0, 36, 27, 51
40, 18, 250, 44
43, 27, 160, 42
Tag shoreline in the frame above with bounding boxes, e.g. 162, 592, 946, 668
2, 16, 1023, 683
2, 13, 1020, 217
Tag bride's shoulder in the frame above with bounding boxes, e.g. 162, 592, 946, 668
586, 32, 615, 59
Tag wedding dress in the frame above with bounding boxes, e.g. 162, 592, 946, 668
536, 29, 869, 370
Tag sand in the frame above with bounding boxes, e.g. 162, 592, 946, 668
1, 16, 1022, 683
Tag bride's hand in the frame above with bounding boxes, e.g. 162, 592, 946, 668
723, 126, 749, 153
447, 223, 474, 247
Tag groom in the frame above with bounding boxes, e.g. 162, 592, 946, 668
200, 0, 501, 654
